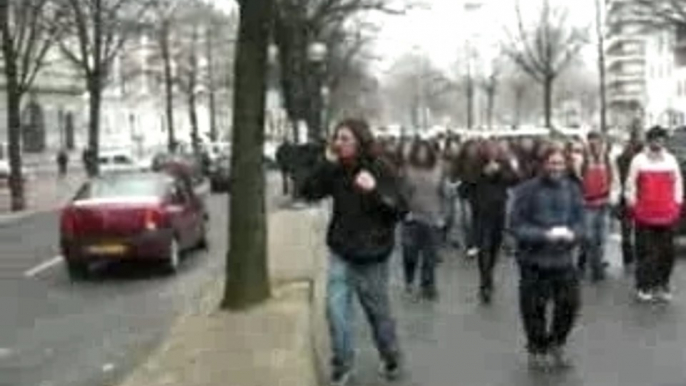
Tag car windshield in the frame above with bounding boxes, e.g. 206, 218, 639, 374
75, 175, 168, 200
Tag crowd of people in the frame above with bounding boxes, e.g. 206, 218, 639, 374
290, 119, 682, 386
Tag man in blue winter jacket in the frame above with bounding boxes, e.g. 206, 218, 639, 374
510, 145, 585, 370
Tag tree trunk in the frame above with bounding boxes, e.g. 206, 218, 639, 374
206, 27, 218, 142
188, 89, 199, 155
161, 20, 176, 152
88, 0, 103, 176
87, 77, 102, 176
486, 85, 496, 130
595, 0, 607, 134
466, 75, 474, 130
543, 76, 554, 129
0, 2, 26, 211
220, 0, 272, 310
514, 85, 524, 127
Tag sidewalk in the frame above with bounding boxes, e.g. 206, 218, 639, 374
0, 171, 85, 219
118, 206, 329, 386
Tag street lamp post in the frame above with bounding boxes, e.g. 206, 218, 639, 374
307, 42, 327, 143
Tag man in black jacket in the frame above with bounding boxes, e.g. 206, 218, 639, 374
510, 146, 585, 371
302, 119, 406, 386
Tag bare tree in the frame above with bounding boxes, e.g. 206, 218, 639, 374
383, 53, 455, 129
0, 0, 64, 211
503, 0, 588, 128
273, 0, 414, 141
58, 0, 153, 175
221, 0, 273, 310
595, 0, 607, 133
175, 22, 202, 155
480, 57, 503, 129
149, 0, 181, 152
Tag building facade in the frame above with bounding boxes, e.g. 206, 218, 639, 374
605, 0, 649, 130
0, 46, 86, 154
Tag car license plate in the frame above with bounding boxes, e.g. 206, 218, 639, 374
87, 244, 127, 255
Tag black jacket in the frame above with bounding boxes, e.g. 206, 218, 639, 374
301, 157, 407, 264
473, 160, 518, 217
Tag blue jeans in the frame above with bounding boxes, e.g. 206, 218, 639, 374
326, 253, 400, 372
582, 205, 609, 279
402, 221, 440, 290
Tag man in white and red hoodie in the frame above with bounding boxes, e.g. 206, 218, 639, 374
580, 131, 613, 282
625, 126, 683, 302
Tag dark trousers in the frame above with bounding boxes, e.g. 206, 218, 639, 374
519, 264, 580, 354
635, 225, 675, 291
402, 221, 439, 291
621, 216, 636, 266
474, 211, 505, 290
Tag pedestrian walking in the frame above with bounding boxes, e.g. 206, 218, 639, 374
624, 126, 682, 303
579, 132, 613, 282
472, 140, 518, 304
301, 119, 406, 386
57, 149, 69, 177
510, 146, 585, 370
454, 139, 481, 259
611, 131, 643, 268
275, 139, 295, 196
401, 140, 444, 301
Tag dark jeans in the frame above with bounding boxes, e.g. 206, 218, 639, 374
402, 221, 439, 291
580, 205, 609, 280
474, 211, 505, 290
519, 264, 580, 354
621, 215, 636, 266
327, 253, 400, 372
635, 225, 675, 291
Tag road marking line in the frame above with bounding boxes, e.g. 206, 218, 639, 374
24, 256, 63, 278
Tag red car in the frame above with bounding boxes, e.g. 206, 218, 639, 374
60, 172, 208, 280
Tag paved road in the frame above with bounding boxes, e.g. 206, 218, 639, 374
0, 173, 286, 386
350, 240, 686, 386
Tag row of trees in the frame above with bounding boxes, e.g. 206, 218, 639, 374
0, 0, 235, 211
380, 0, 591, 131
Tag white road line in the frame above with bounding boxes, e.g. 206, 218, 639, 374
24, 256, 63, 278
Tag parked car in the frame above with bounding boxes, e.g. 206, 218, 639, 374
60, 172, 208, 280
98, 150, 142, 174
209, 155, 231, 193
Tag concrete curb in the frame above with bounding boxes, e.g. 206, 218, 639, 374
116, 206, 328, 386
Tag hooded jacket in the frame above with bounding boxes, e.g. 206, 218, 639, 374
624, 149, 683, 227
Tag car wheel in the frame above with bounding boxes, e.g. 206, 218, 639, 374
164, 237, 181, 274
66, 260, 89, 281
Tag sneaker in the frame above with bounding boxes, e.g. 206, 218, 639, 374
527, 352, 549, 371
330, 368, 352, 386
549, 346, 573, 369
379, 359, 402, 381
466, 248, 479, 259
656, 288, 674, 303
636, 290, 655, 302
